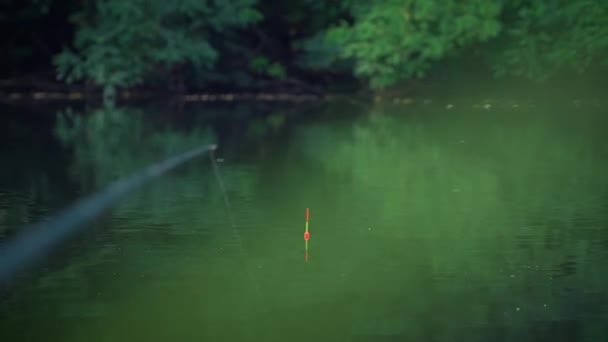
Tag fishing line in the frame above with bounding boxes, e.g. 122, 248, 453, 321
209, 148, 268, 316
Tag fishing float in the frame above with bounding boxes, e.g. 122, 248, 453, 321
304, 208, 310, 263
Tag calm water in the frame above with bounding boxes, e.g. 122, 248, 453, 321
1, 94, 607, 341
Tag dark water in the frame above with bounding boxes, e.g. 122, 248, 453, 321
1, 95, 607, 341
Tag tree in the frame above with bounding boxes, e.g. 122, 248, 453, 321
325, 0, 503, 88
0, 0, 78, 78
54, 0, 261, 95
321, 0, 608, 88
495, 0, 608, 80
48, 0, 608, 92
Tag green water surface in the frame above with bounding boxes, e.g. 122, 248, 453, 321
0, 94, 607, 341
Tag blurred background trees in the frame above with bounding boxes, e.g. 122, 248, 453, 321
1, 0, 606, 92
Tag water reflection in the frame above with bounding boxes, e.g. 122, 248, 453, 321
293, 103, 608, 340
0, 101, 607, 341
0, 110, 76, 239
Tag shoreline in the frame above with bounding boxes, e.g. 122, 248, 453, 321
0, 90, 329, 104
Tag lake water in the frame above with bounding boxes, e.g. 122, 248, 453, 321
1, 94, 607, 341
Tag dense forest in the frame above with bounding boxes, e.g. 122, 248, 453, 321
1, 0, 607, 94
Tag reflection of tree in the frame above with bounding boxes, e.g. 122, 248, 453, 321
54, 106, 215, 188
295, 105, 608, 339
52, 104, 290, 226
0, 112, 77, 238
51, 105, 272, 236
0, 106, 267, 340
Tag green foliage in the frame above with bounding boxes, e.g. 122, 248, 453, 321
294, 31, 350, 71
326, 0, 503, 88
317, 0, 607, 87
42, 0, 608, 90
495, 0, 608, 80
249, 56, 287, 80
0, 0, 78, 76
276, 1, 351, 72
54, 0, 261, 89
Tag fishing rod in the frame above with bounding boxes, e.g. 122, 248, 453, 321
0, 143, 218, 284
